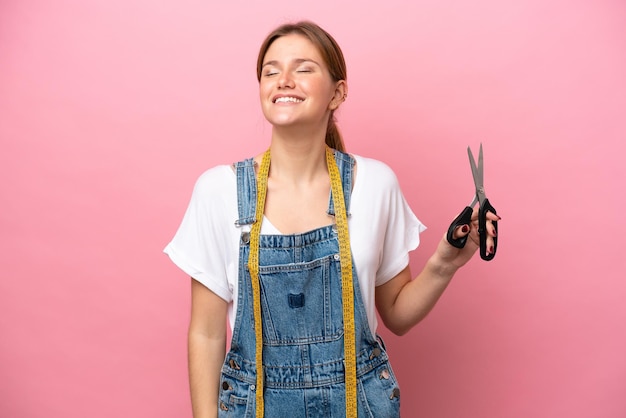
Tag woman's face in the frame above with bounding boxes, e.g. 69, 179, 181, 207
259, 34, 345, 130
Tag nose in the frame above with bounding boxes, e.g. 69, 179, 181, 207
278, 72, 294, 89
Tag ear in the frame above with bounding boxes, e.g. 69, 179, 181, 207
329, 80, 348, 110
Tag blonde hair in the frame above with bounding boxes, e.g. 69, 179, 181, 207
256, 21, 347, 152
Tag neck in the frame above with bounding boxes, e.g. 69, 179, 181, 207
267, 127, 328, 183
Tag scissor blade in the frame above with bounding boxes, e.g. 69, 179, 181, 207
467, 144, 485, 199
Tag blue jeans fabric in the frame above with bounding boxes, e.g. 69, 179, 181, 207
219, 150, 401, 417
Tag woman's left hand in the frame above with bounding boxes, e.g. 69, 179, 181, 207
435, 208, 500, 270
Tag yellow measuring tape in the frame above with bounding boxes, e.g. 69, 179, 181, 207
248, 147, 357, 418
248, 150, 270, 416
326, 146, 358, 417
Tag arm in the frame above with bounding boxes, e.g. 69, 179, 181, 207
376, 210, 499, 336
188, 278, 228, 418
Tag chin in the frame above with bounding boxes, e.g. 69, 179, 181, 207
266, 115, 300, 127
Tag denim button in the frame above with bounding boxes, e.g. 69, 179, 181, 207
241, 232, 250, 244
333, 254, 340, 261
222, 381, 231, 390
370, 347, 382, 359
250, 384, 256, 391
229, 359, 240, 370
379, 369, 390, 380
220, 401, 228, 411
390, 387, 400, 399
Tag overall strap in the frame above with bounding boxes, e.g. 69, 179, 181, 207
234, 158, 257, 227
327, 149, 355, 217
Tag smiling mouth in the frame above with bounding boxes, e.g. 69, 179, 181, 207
274, 96, 304, 103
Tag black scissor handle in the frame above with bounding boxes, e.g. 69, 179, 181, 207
479, 199, 497, 261
446, 206, 473, 248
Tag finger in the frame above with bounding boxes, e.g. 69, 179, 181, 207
451, 224, 471, 240
484, 216, 498, 256
485, 211, 501, 222
485, 218, 497, 238
485, 231, 495, 257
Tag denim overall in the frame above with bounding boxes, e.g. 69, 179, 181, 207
218, 150, 401, 417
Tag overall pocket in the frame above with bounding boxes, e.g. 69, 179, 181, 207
258, 254, 344, 345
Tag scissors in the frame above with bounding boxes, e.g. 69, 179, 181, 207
446, 143, 498, 261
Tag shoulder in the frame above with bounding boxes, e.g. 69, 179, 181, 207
192, 164, 236, 194
352, 154, 401, 190
188, 165, 237, 213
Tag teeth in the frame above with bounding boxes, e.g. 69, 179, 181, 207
275, 97, 303, 103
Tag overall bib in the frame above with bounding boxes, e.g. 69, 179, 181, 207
218, 150, 401, 417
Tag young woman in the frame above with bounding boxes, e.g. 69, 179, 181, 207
165, 21, 498, 418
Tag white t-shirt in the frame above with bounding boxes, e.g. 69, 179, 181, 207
164, 154, 426, 335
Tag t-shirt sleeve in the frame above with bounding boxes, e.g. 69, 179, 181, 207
163, 166, 235, 302
374, 163, 427, 286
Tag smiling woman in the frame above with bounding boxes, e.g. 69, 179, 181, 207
164, 20, 498, 418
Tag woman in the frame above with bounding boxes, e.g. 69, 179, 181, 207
165, 21, 498, 418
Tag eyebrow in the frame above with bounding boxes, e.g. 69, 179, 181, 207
262, 58, 321, 68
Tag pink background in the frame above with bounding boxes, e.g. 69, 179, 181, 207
2, 0, 625, 417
